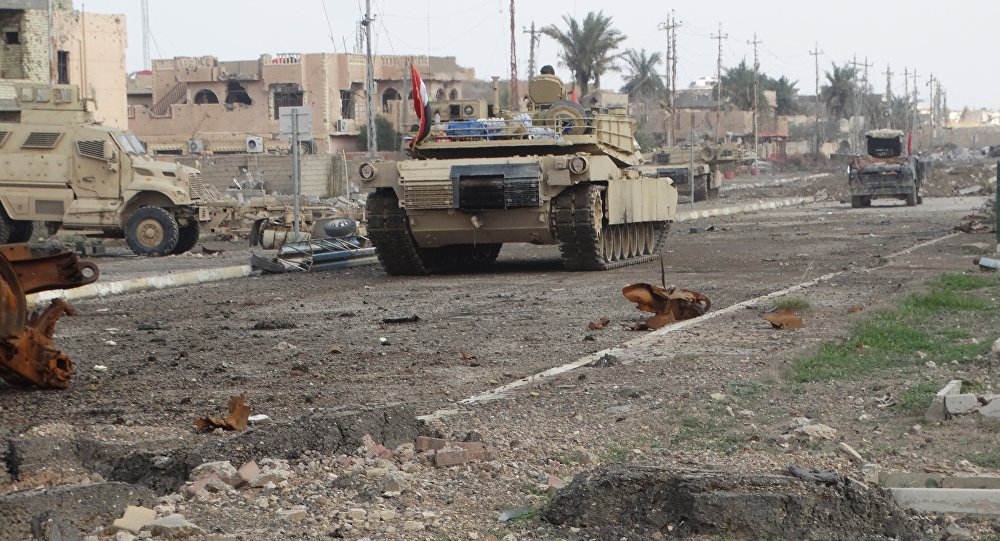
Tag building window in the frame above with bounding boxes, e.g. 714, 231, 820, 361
273, 90, 303, 119
340, 89, 354, 120
57, 51, 69, 84
449, 88, 459, 100
224, 82, 252, 106
193, 89, 219, 104
4, 31, 18, 44
381, 87, 400, 114
435, 88, 446, 101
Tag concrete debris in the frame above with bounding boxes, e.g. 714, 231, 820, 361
793, 423, 837, 441
544, 465, 918, 540
837, 442, 864, 463
144, 514, 202, 539
194, 394, 252, 432
944, 522, 974, 541
110, 505, 156, 534
945, 394, 980, 416
926, 380, 963, 422
761, 307, 805, 329
587, 353, 620, 368
0, 482, 156, 540
189, 461, 238, 485
976, 256, 1000, 271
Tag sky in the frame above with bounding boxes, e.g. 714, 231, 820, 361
74, 0, 997, 110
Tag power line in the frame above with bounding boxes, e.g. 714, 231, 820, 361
748, 33, 762, 158
809, 43, 823, 155
710, 23, 727, 143
523, 22, 542, 80
658, 12, 681, 145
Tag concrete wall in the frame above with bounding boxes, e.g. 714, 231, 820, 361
176, 153, 349, 198
0, 7, 125, 128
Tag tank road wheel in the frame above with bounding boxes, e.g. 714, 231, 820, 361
366, 189, 431, 275
172, 220, 201, 255
554, 184, 670, 271
125, 207, 180, 256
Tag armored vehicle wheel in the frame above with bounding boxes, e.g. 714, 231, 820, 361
707, 187, 720, 200
8, 221, 33, 243
0, 214, 10, 244
851, 196, 864, 208
554, 184, 668, 271
173, 221, 201, 255
125, 207, 180, 256
905, 192, 917, 206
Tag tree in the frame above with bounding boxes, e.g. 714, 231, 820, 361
767, 76, 799, 116
717, 59, 757, 112
358, 116, 400, 152
620, 49, 664, 99
821, 63, 856, 120
542, 11, 626, 96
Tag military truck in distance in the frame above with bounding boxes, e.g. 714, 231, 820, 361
357, 72, 679, 274
0, 84, 213, 255
848, 129, 924, 208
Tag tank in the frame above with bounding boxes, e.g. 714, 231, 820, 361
357, 71, 679, 275
848, 129, 925, 207
650, 142, 745, 202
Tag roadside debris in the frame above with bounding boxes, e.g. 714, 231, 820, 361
926, 379, 1000, 421
761, 308, 805, 329
974, 256, 1000, 271
587, 353, 620, 368
201, 246, 225, 256
250, 219, 376, 273
622, 283, 710, 330
195, 394, 252, 432
955, 214, 992, 233
787, 464, 840, 484
383, 315, 420, 324
588, 317, 610, 330
848, 304, 865, 314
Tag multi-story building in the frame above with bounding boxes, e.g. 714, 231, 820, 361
0, 0, 126, 127
127, 53, 475, 155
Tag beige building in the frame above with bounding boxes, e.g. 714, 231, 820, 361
0, 0, 126, 127
127, 53, 475, 155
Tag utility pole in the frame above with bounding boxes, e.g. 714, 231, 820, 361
926, 73, 937, 144
809, 43, 822, 156
509, 0, 518, 110
141, 0, 151, 70
362, 0, 377, 157
910, 69, 920, 135
884, 64, 892, 128
902, 67, 908, 130
748, 33, 762, 158
523, 22, 542, 80
942, 86, 948, 128
658, 13, 681, 146
710, 23, 727, 144
848, 55, 872, 148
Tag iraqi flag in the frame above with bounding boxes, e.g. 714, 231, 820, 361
410, 64, 432, 148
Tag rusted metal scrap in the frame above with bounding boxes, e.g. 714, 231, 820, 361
762, 308, 805, 330
622, 283, 711, 330
196, 393, 252, 432
0, 243, 99, 389
588, 317, 610, 330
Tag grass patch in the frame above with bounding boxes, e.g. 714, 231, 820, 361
901, 290, 991, 314
968, 449, 1000, 469
789, 273, 999, 383
728, 379, 766, 399
929, 273, 998, 291
773, 297, 811, 310
598, 444, 629, 463
896, 381, 940, 413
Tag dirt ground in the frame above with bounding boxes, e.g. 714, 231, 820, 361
2, 165, 1000, 540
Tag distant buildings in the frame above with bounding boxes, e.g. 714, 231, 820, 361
127, 53, 475, 155
0, 0, 126, 127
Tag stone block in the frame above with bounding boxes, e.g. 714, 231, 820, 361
945, 394, 980, 416
926, 380, 963, 421
890, 488, 1000, 515
981, 399, 1000, 421
453, 441, 486, 460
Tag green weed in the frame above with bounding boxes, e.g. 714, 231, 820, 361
773, 297, 811, 310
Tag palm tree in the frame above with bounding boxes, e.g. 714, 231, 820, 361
767, 76, 799, 116
718, 59, 756, 111
620, 49, 664, 99
821, 63, 856, 120
542, 11, 626, 95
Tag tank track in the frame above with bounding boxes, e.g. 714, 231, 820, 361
366, 190, 502, 275
554, 183, 671, 271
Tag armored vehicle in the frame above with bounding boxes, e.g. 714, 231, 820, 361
848, 129, 924, 208
357, 72, 678, 274
0, 84, 213, 255
651, 142, 742, 202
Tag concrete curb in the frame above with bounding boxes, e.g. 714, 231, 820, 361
890, 487, 1000, 515
675, 196, 816, 222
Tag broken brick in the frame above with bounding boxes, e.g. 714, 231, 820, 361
415, 436, 448, 451
453, 441, 486, 460
433, 448, 472, 468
